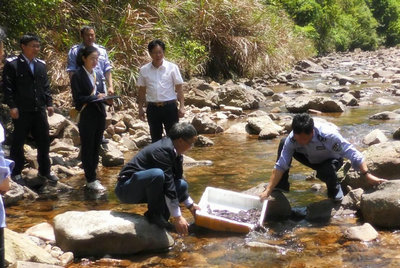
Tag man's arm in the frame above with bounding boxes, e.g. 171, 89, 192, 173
359, 161, 387, 185
3, 61, 19, 119
259, 168, 285, 201
137, 86, 146, 121
42, 65, 54, 116
175, 84, 185, 118
105, 70, 113, 95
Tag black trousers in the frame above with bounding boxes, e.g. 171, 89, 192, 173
78, 106, 105, 183
146, 102, 179, 143
10, 110, 50, 176
276, 137, 343, 198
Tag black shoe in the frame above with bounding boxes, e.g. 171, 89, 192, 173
144, 211, 174, 231
38, 172, 59, 185
11, 174, 26, 186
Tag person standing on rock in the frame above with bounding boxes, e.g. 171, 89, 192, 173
259, 113, 387, 202
67, 26, 113, 144
0, 26, 12, 268
137, 39, 185, 143
71, 46, 112, 192
115, 122, 200, 235
2, 33, 59, 186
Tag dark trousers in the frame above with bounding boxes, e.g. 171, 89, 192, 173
276, 137, 343, 198
78, 106, 105, 183
0, 227, 3, 268
10, 110, 50, 176
115, 168, 189, 219
146, 102, 179, 143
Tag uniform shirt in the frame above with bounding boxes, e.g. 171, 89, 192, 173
275, 121, 364, 172
137, 59, 183, 102
118, 137, 193, 217
0, 124, 14, 228
67, 43, 112, 78
21, 54, 35, 74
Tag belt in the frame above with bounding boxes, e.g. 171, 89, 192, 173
147, 100, 177, 107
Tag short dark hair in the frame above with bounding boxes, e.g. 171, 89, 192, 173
0, 27, 5, 42
80, 26, 95, 36
292, 113, 314, 134
168, 122, 197, 141
76, 46, 98, 67
148, 39, 165, 53
20, 33, 40, 46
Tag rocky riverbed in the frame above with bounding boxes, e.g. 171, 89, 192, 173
2, 47, 400, 267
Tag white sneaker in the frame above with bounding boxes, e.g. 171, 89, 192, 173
86, 180, 106, 192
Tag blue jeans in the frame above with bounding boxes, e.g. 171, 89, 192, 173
115, 168, 188, 218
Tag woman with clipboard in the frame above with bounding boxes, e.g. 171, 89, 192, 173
71, 46, 112, 192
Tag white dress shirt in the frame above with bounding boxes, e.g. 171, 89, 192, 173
137, 59, 183, 102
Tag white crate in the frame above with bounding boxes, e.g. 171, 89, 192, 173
195, 187, 268, 233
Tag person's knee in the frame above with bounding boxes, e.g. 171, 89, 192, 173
151, 168, 165, 184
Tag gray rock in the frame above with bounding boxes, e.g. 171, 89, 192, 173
61, 122, 80, 146
100, 142, 124, 167
340, 93, 358, 106
246, 115, 281, 135
224, 122, 248, 134
3, 181, 25, 206
48, 113, 68, 137
217, 84, 265, 109
53, 210, 174, 256
265, 191, 292, 221
341, 188, 364, 210
343, 223, 378, 242
191, 115, 224, 134
194, 135, 214, 147
219, 105, 243, 115
393, 127, 400, 140
25, 222, 56, 244
333, 73, 357, 85
296, 60, 324, 73
369, 111, 400, 120
306, 199, 335, 222
285, 96, 345, 113
360, 180, 400, 228
258, 127, 280, 140
362, 129, 388, 146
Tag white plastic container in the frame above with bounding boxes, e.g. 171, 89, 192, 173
195, 187, 268, 233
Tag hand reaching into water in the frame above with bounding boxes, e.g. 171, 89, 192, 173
366, 173, 388, 186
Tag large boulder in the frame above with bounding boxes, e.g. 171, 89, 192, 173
53, 210, 174, 256
363, 141, 400, 179
343, 223, 378, 241
191, 115, 224, 134
285, 96, 345, 113
362, 129, 388, 146
246, 115, 282, 135
360, 180, 400, 228
100, 142, 124, 167
217, 84, 265, 110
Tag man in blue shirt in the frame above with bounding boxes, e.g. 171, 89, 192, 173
67, 26, 113, 95
259, 113, 387, 202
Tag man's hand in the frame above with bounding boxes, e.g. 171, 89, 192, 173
259, 188, 271, 202
138, 107, 146, 121
366, 173, 388, 186
47, 106, 54, 117
173, 216, 189, 236
189, 203, 201, 217
178, 106, 185, 118
107, 86, 114, 95
97, 93, 105, 99
10, 108, 19, 119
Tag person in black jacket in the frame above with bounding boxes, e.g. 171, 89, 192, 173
115, 122, 200, 235
71, 45, 111, 192
2, 33, 58, 185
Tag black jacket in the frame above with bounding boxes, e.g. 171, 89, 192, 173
70, 67, 106, 116
118, 137, 185, 202
2, 54, 53, 112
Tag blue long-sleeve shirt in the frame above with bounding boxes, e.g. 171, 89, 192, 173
275, 121, 364, 172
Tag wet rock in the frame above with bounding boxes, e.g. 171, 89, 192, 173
258, 127, 280, 140
271, 93, 284, 102
296, 59, 324, 73
219, 105, 243, 115
224, 122, 248, 134
361, 180, 400, 228
306, 199, 335, 222
100, 142, 124, 167
191, 115, 224, 134
257, 87, 274, 97
285, 96, 345, 113
48, 113, 68, 137
343, 223, 378, 242
245, 241, 286, 251
53, 210, 174, 256
5, 228, 60, 266
369, 111, 400, 120
332, 73, 357, 85
362, 141, 400, 179
340, 93, 358, 106
393, 127, 400, 140
374, 98, 395, 105
183, 155, 213, 168
25, 222, 56, 244
341, 188, 364, 210
242, 182, 267, 196
265, 190, 292, 221
283, 89, 313, 95
246, 114, 283, 135
362, 129, 388, 146
194, 135, 214, 147
372, 70, 395, 78
3, 181, 25, 206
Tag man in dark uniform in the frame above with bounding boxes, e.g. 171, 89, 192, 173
2, 33, 59, 185
115, 122, 200, 235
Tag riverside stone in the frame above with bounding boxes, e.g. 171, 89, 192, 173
344, 223, 378, 242
48, 113, 68, 137
25, 222, 56, 244
100, 142, 124, 167
362, 129, 388, 146
285, 96, 345, 113
53, 210, 174, 256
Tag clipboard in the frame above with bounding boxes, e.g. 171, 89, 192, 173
91, 95, 121, 103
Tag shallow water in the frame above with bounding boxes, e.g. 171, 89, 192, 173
7, 71, 400, 267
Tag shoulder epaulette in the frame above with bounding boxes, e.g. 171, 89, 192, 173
290, 137, 296, 143
6, 56, 17, 62
36, 59, 46, 65
97, 44, 105, 49
71, 44, 79, 49
317, 134, 327, 142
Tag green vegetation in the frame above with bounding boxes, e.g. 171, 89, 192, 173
1, 0, 400, 94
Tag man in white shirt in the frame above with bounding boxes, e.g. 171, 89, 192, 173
137, 39, 185, 143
